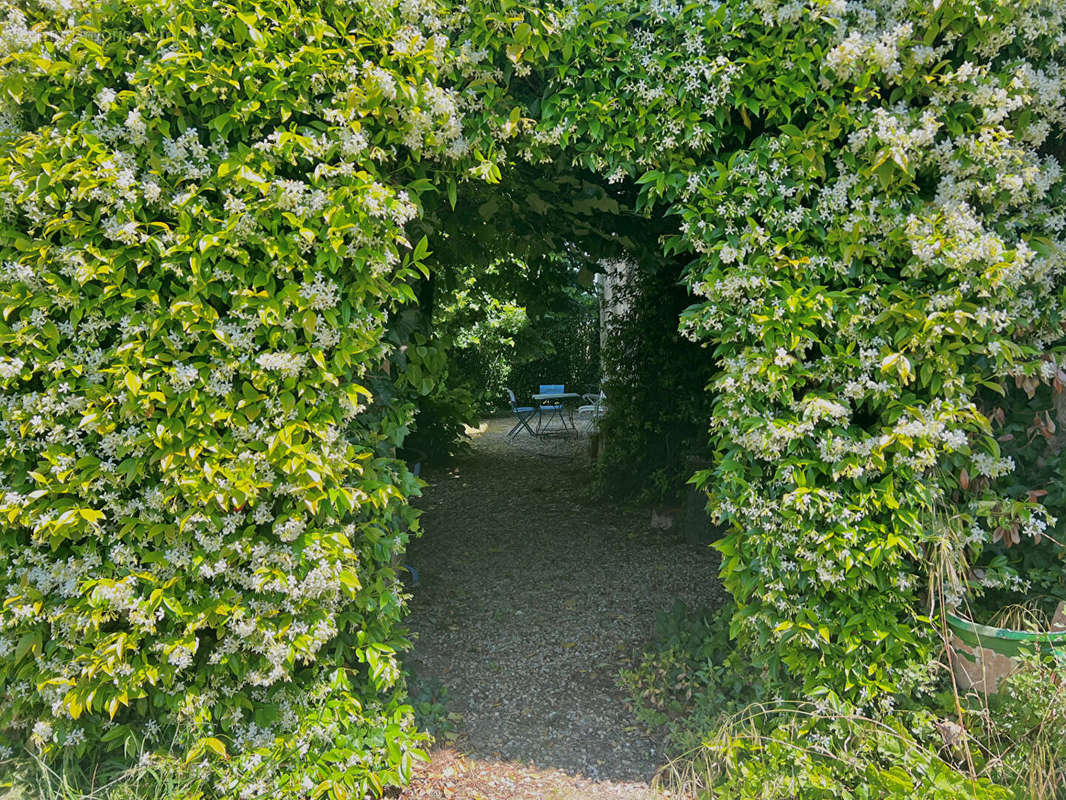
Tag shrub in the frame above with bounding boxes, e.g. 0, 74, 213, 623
402, 382, 477, 463
966, 655, 1066, 799
0, 1, 482, 793
598, 257, 716, 503
657, 704, 1016, 800
3, 0, 1065, 792
658, 0, 1066, 701
653, 657, 1066, 800
620, 602, 769, 752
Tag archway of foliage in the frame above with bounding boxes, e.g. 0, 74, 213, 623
406, 251, 601, 457
399, 161, 634, 460
406, 160, 680, 463
1, 0, 1064, 797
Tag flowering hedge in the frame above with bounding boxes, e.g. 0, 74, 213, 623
2, 0, 1065, 795
0, 0, 509, 794
668, 1, 1066, 705
519, 0, 1066, 706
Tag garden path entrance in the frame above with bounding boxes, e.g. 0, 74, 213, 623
399, 418, 724, 799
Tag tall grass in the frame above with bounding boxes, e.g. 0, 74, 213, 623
2, 750, 201, 800
651, 511, 1066, 799
652, 702, 1004, 800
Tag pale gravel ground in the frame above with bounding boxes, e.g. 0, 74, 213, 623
398, 418, 725, 800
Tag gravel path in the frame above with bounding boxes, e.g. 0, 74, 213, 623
399, 418, 725, 799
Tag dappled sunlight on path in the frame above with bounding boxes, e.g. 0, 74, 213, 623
399, 418, 724, 799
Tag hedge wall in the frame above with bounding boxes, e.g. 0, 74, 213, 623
1, 0, 1064, 795
0, 1, 496, 794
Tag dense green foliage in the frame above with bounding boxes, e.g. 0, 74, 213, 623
660, 704, 1018, 800
620, 602, 767, 751
666, 2, 1066, 705
0, 0, 490, 793
2, 0, 1065, 795
971, 656, 1066, 797
627, 607, 1066, 798
957, 374, 1066, 623
430, 256, 600, 415
598, 258, 715, 502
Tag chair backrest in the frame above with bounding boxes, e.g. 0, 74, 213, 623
505, 387, 518, 408
538, 384, 564, 394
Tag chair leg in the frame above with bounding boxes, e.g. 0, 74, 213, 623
510, 411, 537, 438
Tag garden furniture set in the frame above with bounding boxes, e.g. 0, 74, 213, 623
506, 385, 606, 438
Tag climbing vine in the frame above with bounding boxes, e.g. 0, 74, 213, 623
0, 1, 507, 794
1, 0, 1064, 796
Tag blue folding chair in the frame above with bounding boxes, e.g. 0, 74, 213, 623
536, 384, 567, 432
505, 388, 538, 438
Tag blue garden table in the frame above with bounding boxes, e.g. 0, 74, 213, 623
531, 391, 581, 433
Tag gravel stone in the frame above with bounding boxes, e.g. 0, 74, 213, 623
398, 418, 726, 799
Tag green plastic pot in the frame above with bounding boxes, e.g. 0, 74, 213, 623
946, 612, 1066, 659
